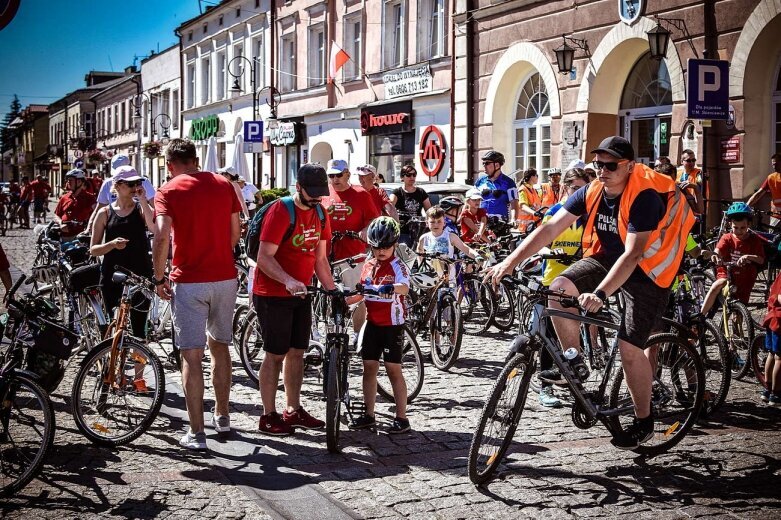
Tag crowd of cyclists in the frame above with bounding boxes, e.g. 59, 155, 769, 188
2, 134, 780, 495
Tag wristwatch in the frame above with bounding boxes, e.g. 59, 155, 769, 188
153, 276, 167, 286
594, 289, 607, 301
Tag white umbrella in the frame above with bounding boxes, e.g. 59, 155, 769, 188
204, 136, 218, 173
231, 133, 251, 182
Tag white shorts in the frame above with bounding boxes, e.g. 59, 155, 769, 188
171, 278, 238, 349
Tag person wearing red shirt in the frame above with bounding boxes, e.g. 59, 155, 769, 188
747, 153, 781, 229
459, 189, 489, 243
30, 175, 52, 223
152, 139, 241, 451
16, 176, 32, 228
321, 158, 381, 337
761, 273, 781, 405
355, 164, 399, 221
254, 164, 336, 436
53, 169, 97, 241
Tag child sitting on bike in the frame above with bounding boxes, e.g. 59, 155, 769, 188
459, 189, 489, 243
761, 273, 781, 405
417, 206, 482, 268
701, 203, 765, 317
349, 216, 412, 434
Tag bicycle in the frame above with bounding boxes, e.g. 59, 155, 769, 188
70, 266, 165, 447
468, 274, 705, 485
710, 262, 755, 379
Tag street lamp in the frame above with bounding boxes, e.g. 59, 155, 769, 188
646, 16, 699, 60
152, 113, 172, 144
131, 92, 151, 124
553, 35, 594, 76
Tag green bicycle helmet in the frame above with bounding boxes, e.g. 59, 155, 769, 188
725, 202, 752, 219
367, 216, 401, 248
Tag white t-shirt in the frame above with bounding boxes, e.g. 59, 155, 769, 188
241, 183, 259, 202
97, 177, 156, 205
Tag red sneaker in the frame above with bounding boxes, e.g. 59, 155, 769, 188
282, 407, 325, 430
258, 412, 294, 436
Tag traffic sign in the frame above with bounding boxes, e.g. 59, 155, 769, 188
244, 121, 264, 143
687, 59, 730, 120
74, 159, 85, 169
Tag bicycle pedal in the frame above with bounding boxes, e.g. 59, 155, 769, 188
349, 401, 366, 416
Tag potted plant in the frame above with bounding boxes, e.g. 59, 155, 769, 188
87, 149, 106, 163
144, 141, 162, 158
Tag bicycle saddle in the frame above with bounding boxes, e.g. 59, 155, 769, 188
111, 272, 128, 285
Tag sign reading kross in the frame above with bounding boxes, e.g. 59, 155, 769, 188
418, 125, 447, 177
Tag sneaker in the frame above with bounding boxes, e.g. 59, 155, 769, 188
770, 394, 781, 407
132, 379, 148, 394
179, 429, 207, 451
538, 386, 562, 408
761, 390, 771, 403
387, 417, 411, 434
610, 415, 654, 450
349, 414, 376, 430
283, 406, 325, 430
539, 369, 566, 385
211, 411, 231, 433
259, 412, 295, 436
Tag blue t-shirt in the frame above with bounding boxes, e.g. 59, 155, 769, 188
474, 173, 518, 219
444, 216, 459, 235
563, 184, 666, 265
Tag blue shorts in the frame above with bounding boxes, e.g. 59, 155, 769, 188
764, 329, 781, 354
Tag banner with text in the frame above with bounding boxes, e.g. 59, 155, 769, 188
383, 64, 433, 100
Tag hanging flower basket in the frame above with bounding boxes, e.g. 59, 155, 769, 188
144, 141, 162, 157
87, 149, 106, 163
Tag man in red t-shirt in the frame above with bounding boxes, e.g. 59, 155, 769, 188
355, 164, 399, 221
17, 176, 32, 228
53, 169, 97, 241
153, 138, 241, 451
321, 159, 381, 338
30, 175, 52, 223
254, 164, 336, 436
747, 153, 781, 228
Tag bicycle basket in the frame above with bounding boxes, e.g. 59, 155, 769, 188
24, 348, 66, 393
31, 318, 77, 360
67, 263, 101, 294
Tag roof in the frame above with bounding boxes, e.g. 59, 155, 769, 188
175, 0, 241, 33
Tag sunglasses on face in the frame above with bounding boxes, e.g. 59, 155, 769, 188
592, 160, 627, 172
328, 172, 346, 178
684, 158, 697, 163
118, 181, 142, 188
401, 173, 417, 178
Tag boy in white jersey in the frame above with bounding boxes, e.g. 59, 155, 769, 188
417, 206, 481, 275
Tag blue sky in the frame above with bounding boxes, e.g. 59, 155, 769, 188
0, 0, 205, 120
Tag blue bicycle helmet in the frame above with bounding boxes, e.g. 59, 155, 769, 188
725, 202, 752, 219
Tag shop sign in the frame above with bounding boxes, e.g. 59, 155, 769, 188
189, 114, 220, 141
720, 136, 740, 164
383, 64, 433, 100
268, 122, 298, 146
360, 101, 413, 136
418, 125, 447, 177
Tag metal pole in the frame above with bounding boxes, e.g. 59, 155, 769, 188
251, 59, 257, 184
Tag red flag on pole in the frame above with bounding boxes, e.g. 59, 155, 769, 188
328, 41, 351, 84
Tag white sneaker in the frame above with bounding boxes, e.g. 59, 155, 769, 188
211, 412, 231, 433
179, 429, 207, 450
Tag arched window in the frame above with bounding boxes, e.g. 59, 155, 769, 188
513, 72, 551, 173
773, 57, 781, 154
620, 53, 673, 110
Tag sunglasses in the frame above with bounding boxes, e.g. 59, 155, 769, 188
328, 172, 346, 178
684, 158, 697, 163
592, 160, 628, 172
119, 180, 142, 188
401, 173, 417, 178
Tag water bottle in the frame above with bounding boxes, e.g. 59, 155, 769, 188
563, 347, 590, 381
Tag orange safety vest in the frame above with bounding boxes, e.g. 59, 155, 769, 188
676, 166, 707, 213
518, 183, 542, 222
582, 164, 696, 288
540, 182, 560, 208
763, 172, 781, 216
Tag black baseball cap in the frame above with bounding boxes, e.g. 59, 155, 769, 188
591, 136, 635, 161
297, 163, 329, 197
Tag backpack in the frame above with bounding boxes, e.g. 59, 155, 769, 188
246, 196, 326, 261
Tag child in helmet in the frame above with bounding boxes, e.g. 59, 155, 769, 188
438, 195, 463, 235
701, 202, 766, 318
349, 216, 412, 434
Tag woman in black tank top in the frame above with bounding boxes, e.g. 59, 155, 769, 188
89, 171, 155, 338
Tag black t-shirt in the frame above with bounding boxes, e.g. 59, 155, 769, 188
393, 187, 429, 219
564, 184, 666, 266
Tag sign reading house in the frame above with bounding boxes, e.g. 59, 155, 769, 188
360, 101, 413, 136
383, 64, 433, 100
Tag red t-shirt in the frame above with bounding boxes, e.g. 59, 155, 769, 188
30, 180, 51, 199
154, 172, 240, 283
359, 256, 410, 326
253, 200, 332, 297
715, 231, 766, 303
368, 185, 390, 214
54, 189, 96, 235
321, 185, 380, 261
763, 274, 781, 331
19, 184, 32, 202
460, 208, 487, 242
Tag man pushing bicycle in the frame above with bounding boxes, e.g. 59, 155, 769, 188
489, 136, 695, 449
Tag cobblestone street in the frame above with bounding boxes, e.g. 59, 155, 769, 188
1, 225, 780, 519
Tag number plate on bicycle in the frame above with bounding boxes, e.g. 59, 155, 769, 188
527, 278, 541, 293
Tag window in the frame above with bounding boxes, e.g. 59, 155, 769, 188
513, 72, 551, 172
308, 25, 325, 87
172, 89, 180, 129
383, 0, 404, 69
279, 33, 296, 92
188, 31, 193, 42
108, 106, 113, 134
236, 7, 241, 17
343, 17, 362, 80
201, 56, 211, 104
232, 43, 245, 93
620, 53, 673, 110
203, 23, 208, 34
186, 63, 196, 109
120, 102, 126, 132
255, 0, 260, 7
216, 51, 227, 100
219, 14, 223, 26
253, 35, 266, 88
418, 0, 446, 61
773, 58, 781, 154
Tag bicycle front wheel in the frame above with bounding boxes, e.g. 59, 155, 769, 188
71, 337, 165, 447
430, 293, 463, 371
325, 347, 342, 453
749, 333, 770, 391
607, 333, 704, 456
377, 326, 424, 403
0, 372, 56, 497
695, 319, 731, 415
468, 352, 534, 485
238, 311, 264, 387
459, 277, 495, 335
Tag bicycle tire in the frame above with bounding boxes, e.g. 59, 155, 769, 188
459, 277, 495, 335
721, 300, 754, 379
377, 326, 425, 403
430, 293, 463, 371
71, 337, 165, 447
232, 302, 250, 351
491, 280, 516, 331
0, 372, 56, 497
606, 333, 704, 456
238, 311, 263, 387
467, 352, 533, 485
749, 333, 770, 391
695, 319, 731, 415
325, 347, 342, 453
236, 263, 249, 298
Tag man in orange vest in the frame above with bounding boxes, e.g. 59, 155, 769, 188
489, 136, 695, 450
539, 168, 561, 208
747, 153, 781, 229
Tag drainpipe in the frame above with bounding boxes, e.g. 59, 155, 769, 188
464, 0, 474, 185
448, 0, 456, 182
269, 1, 277, 188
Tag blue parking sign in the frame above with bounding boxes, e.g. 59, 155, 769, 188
244, 121, 264, 142
687, 59, 730, 120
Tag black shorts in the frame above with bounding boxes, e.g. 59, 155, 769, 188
361, 322, 404, 364
253, 294, 312, 355
559, 257, 670, 348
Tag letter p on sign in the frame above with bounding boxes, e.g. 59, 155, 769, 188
687, 59, 729, 120
698, 65, 720, 101
244, 121, 264, 143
